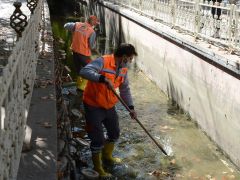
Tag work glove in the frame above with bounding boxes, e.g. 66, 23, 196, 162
99, 75, 114, 90
128, 106, 137, 120
104, 77, 114, 90
129, 109, 137, 120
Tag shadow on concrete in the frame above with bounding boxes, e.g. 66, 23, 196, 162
17, 52, 57, 180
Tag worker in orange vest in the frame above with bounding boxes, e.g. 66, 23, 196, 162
80, 43, 138, 178
64, 15, 99, 91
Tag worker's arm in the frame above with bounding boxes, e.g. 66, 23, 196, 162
89, 32, 96, 50
80, 57, 115, 87
119, 74, 134, 108
63, 22, 76, 31
81, 59, 134, 108
79, 57, 104, 82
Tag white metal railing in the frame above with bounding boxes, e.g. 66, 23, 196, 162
105, 0, 240, 50
0, 0, 43, 179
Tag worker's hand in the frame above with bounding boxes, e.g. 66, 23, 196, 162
92, 48, 100, 55
104, 78, 114, 90
129, 109, 137, 120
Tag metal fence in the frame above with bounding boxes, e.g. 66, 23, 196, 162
105, 0, 240, 50
0, 0, 44, 179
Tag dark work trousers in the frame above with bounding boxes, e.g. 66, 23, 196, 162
84, 103, 120, 153
72, 52, 91, 75
209, 0, 222, 20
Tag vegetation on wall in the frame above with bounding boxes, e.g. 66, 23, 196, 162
52, 20, 78, 78
48, 0, 81, 79
48, 0, 89, 79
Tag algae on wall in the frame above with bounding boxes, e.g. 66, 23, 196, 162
49, 0, 87, 79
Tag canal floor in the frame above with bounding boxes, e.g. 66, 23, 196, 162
108, 66, 240, 179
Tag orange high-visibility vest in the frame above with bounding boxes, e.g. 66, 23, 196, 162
71, 22, 94, 56
83, 55, 128, 109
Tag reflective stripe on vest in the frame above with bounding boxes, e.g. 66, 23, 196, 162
83, 55, 128, 109
71, 22, 94, 56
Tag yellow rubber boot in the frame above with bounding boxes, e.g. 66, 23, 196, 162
92, 152, 112, 178
76, 76, 88, 91
102, 142, 122, 164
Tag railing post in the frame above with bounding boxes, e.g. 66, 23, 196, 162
153, 0, 157, 19
234, 5, 239, 49
228, 4, 234, 47
231, 4, 238, 49
10, 2, 28, 40
139, 0, 142, 11
27, 0, 38, 14
194, 0, 200, 39
170, 0, 176, 28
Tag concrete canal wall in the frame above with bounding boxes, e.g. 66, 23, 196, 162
93, 1, 240, 168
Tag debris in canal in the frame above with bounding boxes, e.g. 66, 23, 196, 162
111, 85, 169, 156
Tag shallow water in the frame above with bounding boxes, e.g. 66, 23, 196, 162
110, 67, 240, 180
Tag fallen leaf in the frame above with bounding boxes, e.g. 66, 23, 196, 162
46, 80, 53, 84
40, 85, 47, 88
49, 96, 55, 100
206, 174, 212, 179
152, 170, 161, 176
170, 159, 176, 164
41, 96, 48, 100
228, 175, 235, 179
42, 122, 52, 128
162, 125, 169, 129
149, 170, 161, 176
162, 171, 169, 175
193, 176, 200, 179
176, 174, 184, 178
159, 125, 175, 130
34, 137, 47, 142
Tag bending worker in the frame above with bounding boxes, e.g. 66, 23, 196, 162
80, 43, 138, 177
64, 15, 99, 91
